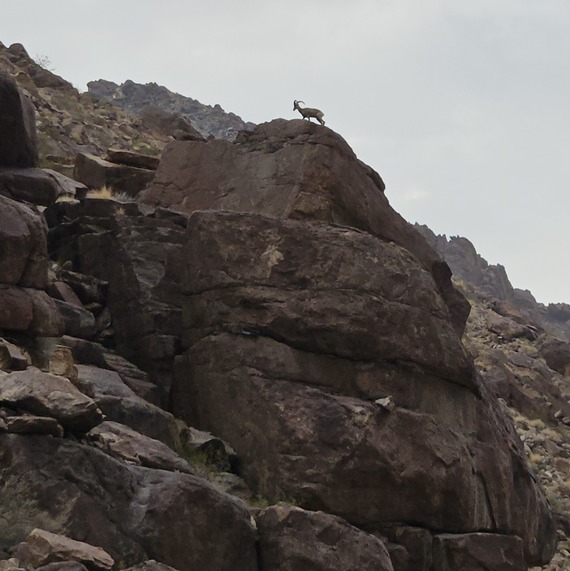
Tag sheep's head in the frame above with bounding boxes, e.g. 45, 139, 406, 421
293, 100, 305, 110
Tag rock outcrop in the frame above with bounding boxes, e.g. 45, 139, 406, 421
139, 119, 470, 335
0, 45, 565, 570
170, 209, 556, 566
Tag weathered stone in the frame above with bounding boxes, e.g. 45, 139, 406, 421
0, 288, 61, 340
62, 338, 160, 404
87, 421, 190, 473
0, 72, 37, 167
44, 169, 88, 200
140, 119, 469, 333
0, 286, 33, 331
0, 368, 102, 432
107, 149, 160, 170
54, 299, 96, 339
13, 529, 113, 571
378, 526, 433, 571
47, 282, 84, 307
26, 289, 65, 337
178, 212, 474, 389
0, 338, 28, 370
537, 336, 570, 377
0, 434, 258, 571
432, 533, 526, 571
73, 153, 154, 197
69, 205, 186, 401
3, 414, 64, 436
256, 505, 394, 571
0, 168, 62, 206
0, 194, 48, 288
74, 364, 179, 448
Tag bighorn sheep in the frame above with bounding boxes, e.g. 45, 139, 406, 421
293, 100, 325, 126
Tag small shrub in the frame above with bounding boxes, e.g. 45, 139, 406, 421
86, 186, 134, 203
86, 185, 114, 200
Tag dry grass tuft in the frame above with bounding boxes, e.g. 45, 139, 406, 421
86, 185, 115, 199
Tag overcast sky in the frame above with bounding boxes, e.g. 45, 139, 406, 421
3, 1, 569, 304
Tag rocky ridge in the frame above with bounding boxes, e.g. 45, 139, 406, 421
87, 79, 256, 141
0, 42, 567, 570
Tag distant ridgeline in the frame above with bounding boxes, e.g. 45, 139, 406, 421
87, 79, 256, 141
415, 224, 570, 342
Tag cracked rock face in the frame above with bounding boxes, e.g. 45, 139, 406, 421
139, 119, 470, 335
171, 210, 557, 565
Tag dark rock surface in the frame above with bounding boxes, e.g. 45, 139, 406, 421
0, 368, 102, 433
256, 505, 394, 571
171, 210, 556, 566
0, 434, 257, 570
0, 72, 38, 167
432, 533, 526, 571
73, 153, 155, 197
0, 194, 48, 287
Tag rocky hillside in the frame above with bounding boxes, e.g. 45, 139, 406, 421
0, 41, 251, 178
87, 79, 256, 141
415, 225, 570, 342
416, 225, 570, 570
0, 41, 568, 570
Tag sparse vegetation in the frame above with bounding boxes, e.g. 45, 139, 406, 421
86, 186, 134, 203
34, 53, 54, 71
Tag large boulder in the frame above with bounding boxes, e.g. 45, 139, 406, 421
171, 211, 557, 566
86, 421, 190, 473
0, 434, 257, 571
139, 119, 469, 333
0, 73, 38, 167
74, 364, 179, 448
0, 194, 48, 288
13, 529, 114, 571
0, 286, 64, 336
0, 368, 102, 432
73, 153, 155, 197
0, 168, 62, 206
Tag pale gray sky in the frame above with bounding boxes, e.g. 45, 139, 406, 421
3, 0, 569, 304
